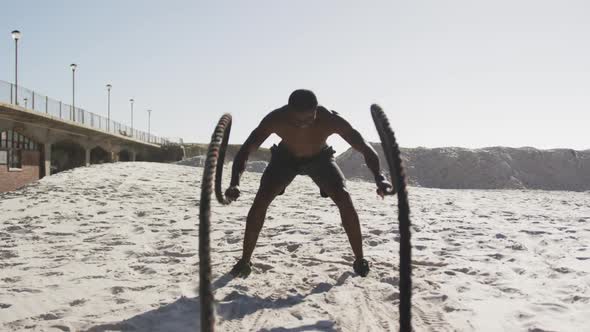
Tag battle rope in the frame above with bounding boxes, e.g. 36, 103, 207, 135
200, 107, 412, 331
371, 104, 413, 332
199, 113, 232, 332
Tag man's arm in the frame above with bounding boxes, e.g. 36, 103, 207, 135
230, 117, 273, 187
333, 113, 383, 182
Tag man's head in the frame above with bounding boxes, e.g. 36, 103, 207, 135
288, 89, 318, 128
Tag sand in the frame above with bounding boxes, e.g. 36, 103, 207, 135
0, 162, 588, 331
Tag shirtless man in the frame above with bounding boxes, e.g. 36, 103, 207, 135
225, 89, 394, 277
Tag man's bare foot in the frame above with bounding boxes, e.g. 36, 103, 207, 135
353, 258, 370, 277
230, 259, 252, 278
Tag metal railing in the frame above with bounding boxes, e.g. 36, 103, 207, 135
0, 80, 170, 145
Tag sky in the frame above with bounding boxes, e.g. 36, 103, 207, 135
1, 0, 589, 154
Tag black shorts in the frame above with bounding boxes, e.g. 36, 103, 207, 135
262, 143, 347, 198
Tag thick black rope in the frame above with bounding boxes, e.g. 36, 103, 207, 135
370, 104, 412, 332
214, 115, 232, 206
199, 113, 232, 332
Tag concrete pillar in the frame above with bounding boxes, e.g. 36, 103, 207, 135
85, 148, 91, 166
131, 150, 137, 162
44, 143, 52, 176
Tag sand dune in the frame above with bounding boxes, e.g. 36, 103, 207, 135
337, 145, 590, 191
0, 162, 588, 331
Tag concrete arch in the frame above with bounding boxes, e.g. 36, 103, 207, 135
90, 146, 111, 164
136, 151, 148, 161
118, 149, 131, 162
51, 139, 86, 174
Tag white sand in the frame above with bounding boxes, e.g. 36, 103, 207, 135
0, 162, 588, 331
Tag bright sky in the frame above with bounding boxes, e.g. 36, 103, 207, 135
2, 1, 589, 154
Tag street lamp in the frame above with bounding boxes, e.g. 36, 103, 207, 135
147, 109, 152, 142
130, 98, 134, 136
106, 84, 112, 132
11, 30, 21, 105
70, 63, 77, 122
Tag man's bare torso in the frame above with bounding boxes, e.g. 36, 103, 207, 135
263, 106, 342, 158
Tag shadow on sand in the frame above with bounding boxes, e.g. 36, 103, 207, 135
84, 272, 349, 331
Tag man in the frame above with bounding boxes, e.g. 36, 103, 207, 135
225, 89, 394, 278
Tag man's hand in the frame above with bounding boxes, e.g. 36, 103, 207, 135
225, 185, 241, 202
376, 174, 395, 198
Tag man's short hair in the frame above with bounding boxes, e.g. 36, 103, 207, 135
288, 89, 318, 111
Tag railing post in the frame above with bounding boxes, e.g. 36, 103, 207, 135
10, 84, 13, 104
59, 101, 62, 118
32, 92, 35, 110
45, 96, 48, 114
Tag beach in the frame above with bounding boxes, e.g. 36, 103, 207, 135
1, 162, 588, 331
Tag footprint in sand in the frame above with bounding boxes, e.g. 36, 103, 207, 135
301, 260, 321, 267
487, 253, 504, 260
111, 286, 125, 295
69, 299, 87, 306
226, 237, 241, 244
380, 276, 399, 286
499, 287, 522, 294
552, 267, 572, 274
2, 276, 21, 283
452, 267, 477, 275
520, 229, 548, 235
0, 250, 18, 259
369, 229, 384, 236
130, 265, 157, 275
507, 242, 526, 251
286, 244, 300, 252
38, 312, 63, 320
11, 288, 42, 294
253, 263, 274, 273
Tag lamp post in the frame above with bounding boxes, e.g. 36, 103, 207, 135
130, 98, 134, 137
70, 63, 77, 122
11, 30, 21, 105
147, 109, 152, 143
106, 84, 112, 132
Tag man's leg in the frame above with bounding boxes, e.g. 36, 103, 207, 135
309, 157, 369, 276
308, 156, 363, 259
232, 162, 296, 276
241, 180, 290, 262
319, 183, 364, 261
